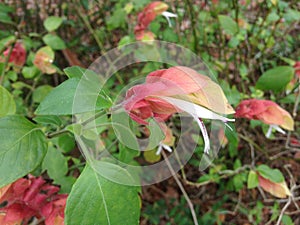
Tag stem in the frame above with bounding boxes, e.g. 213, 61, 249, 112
161, 151, 199, 225
292, 81, 300, 118
0, 41, 16, 85
238, 133, 266, 154
74, 2, 105, 54
73, 0, 125, 85
276, 197, 292, 225
47, 129, 70, 138
184, 0, 199, 53
184, 164, 251, 187
81, 110, 106, 126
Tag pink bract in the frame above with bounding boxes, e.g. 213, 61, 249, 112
235, 99, 294, 131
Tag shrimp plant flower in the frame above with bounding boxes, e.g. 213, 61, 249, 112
123, 66, 235, 155
235, 99, 294, 138
134, 1, 177, 41
2, 42, 26, 68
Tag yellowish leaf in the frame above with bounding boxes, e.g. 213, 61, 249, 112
258, 175, 291, 198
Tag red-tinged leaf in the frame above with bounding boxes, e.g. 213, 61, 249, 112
258, 175, 291, 198
235, 99, 294, 131
33, 46, 56, 74
135, 30, 155, 41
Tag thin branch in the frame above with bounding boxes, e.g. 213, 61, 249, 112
161, 151, 199, 225
275, 197, 291, 225
183, 164, 251, 188
47, 129, 70, 138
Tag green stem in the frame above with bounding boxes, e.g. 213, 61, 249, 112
74, 0, 124, 84
47, 129, 70, 138
238, 133, 268, 156
81, 110, 107, 126
0, 40, 16, 85
74, 2, 105, 53
184, 164, 251, 187
185, 0, 199, 52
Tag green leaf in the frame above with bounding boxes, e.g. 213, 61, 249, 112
43, 34, 66, 50
256, 66, 294, 92
218, 15, 238, 35
35, 78, 80, 115
0, 12, 14, 25
111, 111, 139, 150
119, 143, 141, 164
42, 145, 68, 179
233, 173, 245, 191
54, 176, 76, 193
147, 119, 165, 149
228, 36, 240, 48
143, 149, 161, 163
284, 9, 300, 23
107, 8, 126, 30
0, 115, 47, 187
7, 71, 17, 81
0, 3, 14, 13
64, 66, 86, 79
66, 124, 82, 136
32, 85, 53, 103
36, 76, 112, 115
44, 16, 63, 32
57, 133, 75, 153
257, 164, 284, 183
118, 36, 133, 48
65, 164, 140, 225
225, 125, 238, 158
22, 66, 40, 79
282, 215, 294, 225
247, 170, 259, 189
33, 115, 62, 127
0, 36, 15, 52
0, 86, 16, 117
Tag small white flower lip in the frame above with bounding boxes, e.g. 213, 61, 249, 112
157, 96, 235, 155
162, 11, 178, 18
266, 124, 286, 138
158, 96, 235, 122
162, 11, 178, 27
194, 116, 210, 154
156, 142, 173, 155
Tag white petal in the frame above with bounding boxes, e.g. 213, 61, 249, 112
266, 125, 273, 138
156, 145, 163, 155
161, 143, 173, 152
273, 125, 286, 134
156, 143, 173, 155
266, 124, 286, 138
162, 11, 178, 18
194, 117, 210, 154
159, 97, 235, 122
162, 11, 177, 27
225, 123, 233, 131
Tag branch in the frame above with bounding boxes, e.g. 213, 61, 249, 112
161, 151, 199, 225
